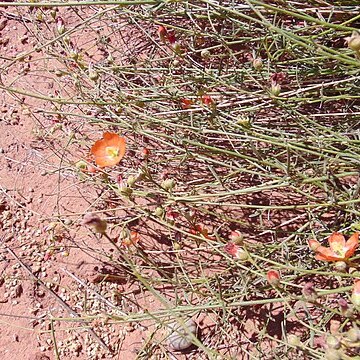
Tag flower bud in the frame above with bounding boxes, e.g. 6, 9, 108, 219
154, 207, 164, 217
229, 230, 243, 244
201, 49, 211, 59
266, 270, 280, 287
236, 248, 249, 261
82, 213, 107, 234
236, 116, 251, 128
287, 334, 301, 347
75, 160, 87, 170
127, 175, 137, 187
338, 298, 353, 318
69, 48, 79, 60
270, 83, 281, 97
173, 42, 182, 55
326, 335, 341, 349
162, 178, 175, 191
158, 25, 167, 42
224, 242, 248, 261
50, 9, 57, 20
56, 17, 65, 35
119, 228, 128, 240
346, 326, 360, 343
333, 261, 347, 272
89, 69, 99, 81
63, 35, 70, 45
252, 58, 263, 70
302, 282, 318, 302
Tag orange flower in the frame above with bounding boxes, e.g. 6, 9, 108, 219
190, 224, 214, 240
91, 132, 126, 167
308, 232, 359, 262
224, 242, 248, 261
181, 99, 193, 109
201, 94, 213, 106
122, 231, 139, 247
158, 25, 168, 42
157, 25, 176, 44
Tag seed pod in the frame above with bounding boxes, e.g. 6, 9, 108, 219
345, 31, 360, 52
168, 318, 198, 351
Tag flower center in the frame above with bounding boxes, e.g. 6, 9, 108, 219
332, 242, 345, 257
105, 146, 119, 158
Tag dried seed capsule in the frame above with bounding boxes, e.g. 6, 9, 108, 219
167, 318, 198, 351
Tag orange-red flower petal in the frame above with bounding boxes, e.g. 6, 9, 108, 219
309, 232, 359, 262
91, 132, 126, 167
344, 232, 359, 258
314, 248, 342, 261
328, 232, 346, 252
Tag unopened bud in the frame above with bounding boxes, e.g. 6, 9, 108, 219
162, 178, 175, 191
119, 229, 128, 240
338, 298, 353, 318
236, 248, 249, 261
201, 49, 211, 59
236, 116, 251, 128
50, 9, 57, 20
326, 335, 341, 349
56, 17, 65, 35
229, 230, 243, 244
252, 58, 263, 70
63, 35, 70, 45
346, 326, 360, 343
334, 261, 347, 272
345, 31, 360, 52
302, 282, 318, 302
287, 334, 301, 347
127, 175, 137, 187
75, 160, 87, 170
69, 48, 79, 60
266, 270, 280, 287
154, 207, 164, 217
173, 42, 182, 55
89, 69, 99, 81
270, 83, 281, 97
